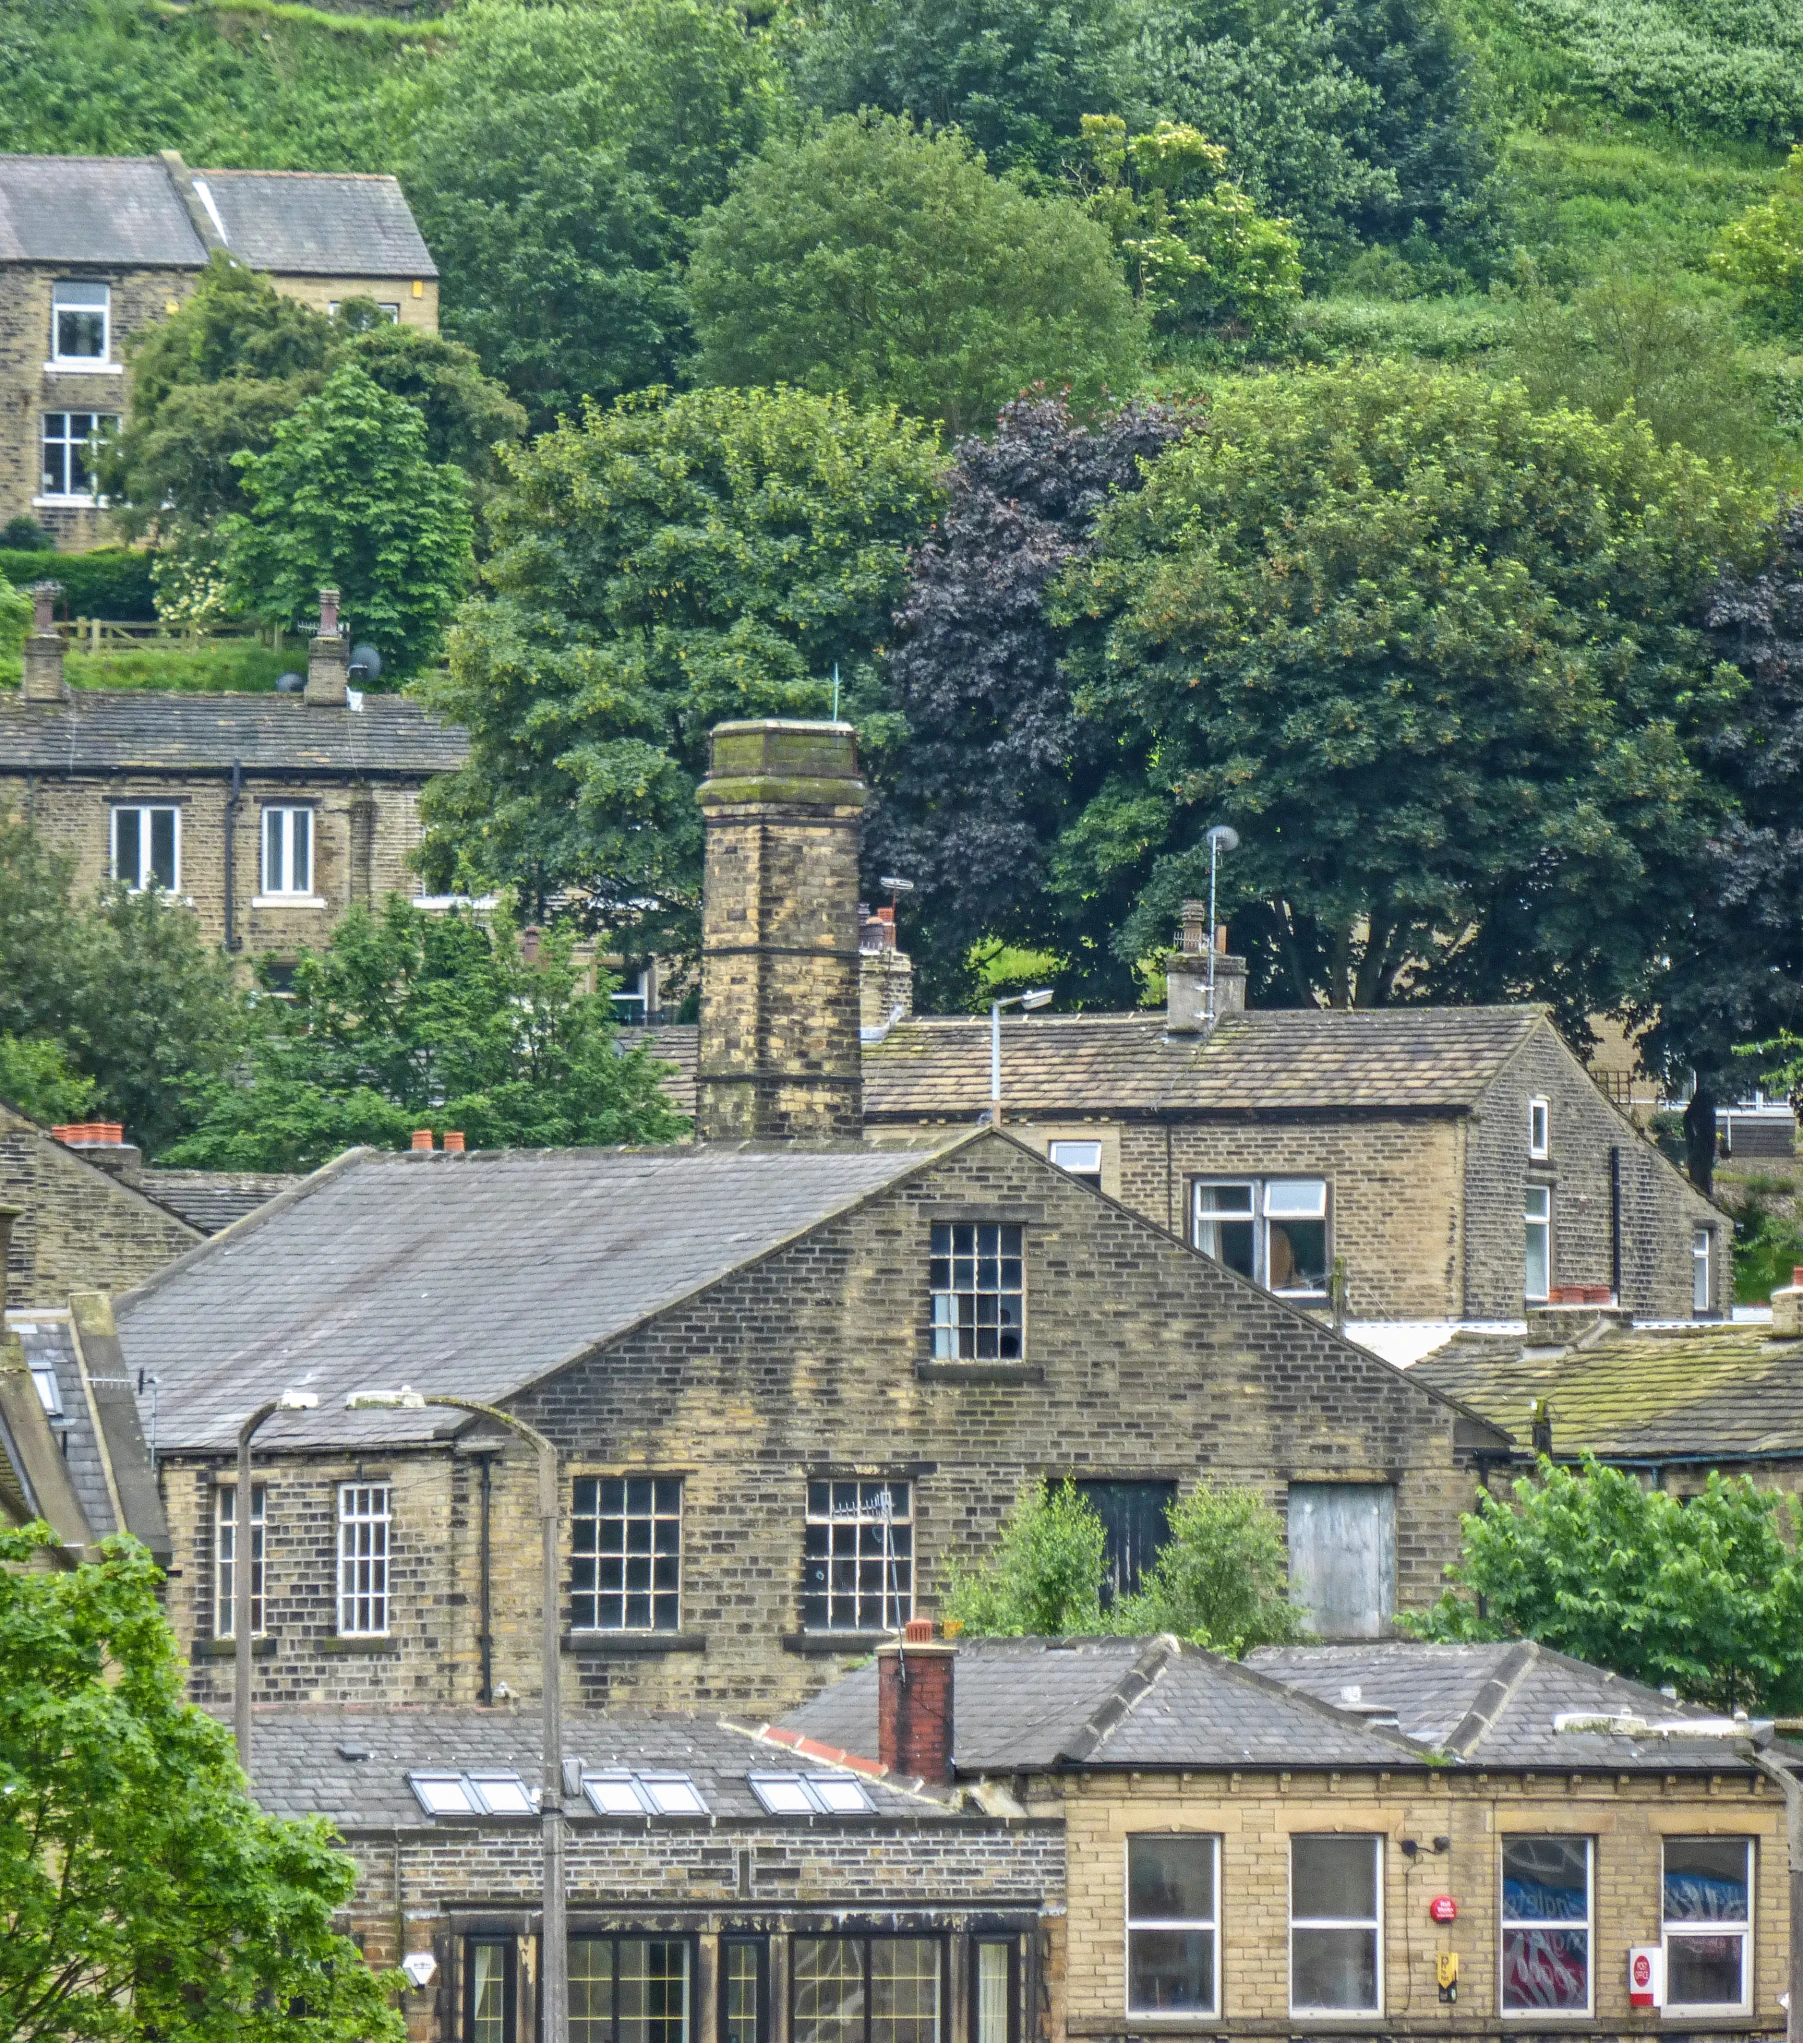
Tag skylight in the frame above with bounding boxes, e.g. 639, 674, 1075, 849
407, 1769, 536, 1816
748, 1772, 873, 1815
30, 1363, 63, 1418
581, 1771, 709, 1816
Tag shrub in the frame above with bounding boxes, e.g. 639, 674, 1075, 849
0, 548, 156, 619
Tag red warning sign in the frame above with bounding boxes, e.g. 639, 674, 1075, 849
1429, 1896, 1458, 1924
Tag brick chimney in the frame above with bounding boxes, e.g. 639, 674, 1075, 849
1769, 1267, 1803, 1337
695, 720, 865, 1141
304, 586, 349, 706
21, 582, 67, 702
1165, 901, 1247, 1033
858, 903, 914, 1033
51, 1122, 143, 1187
877, 1620, 956, 1785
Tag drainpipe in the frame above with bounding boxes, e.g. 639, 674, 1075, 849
479, 1450, 494, 1705
223, 761, 242, 954
1609, 1145, 1622, 1305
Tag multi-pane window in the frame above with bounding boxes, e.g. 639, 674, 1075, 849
803, 1480, 911, 1632
1047, 1140, 1103, 1189
570, 1936, 690, 2043
571, 1476, 681, 1632
929, 1223, 1022, 1360
261, 806, 314, 896
41, 411, 116, 497
52, 281, 109, 363
1525, 1186, 1552, 1302
337, 1482, 390, 1635
1291, 1834, 1382, 2014
467, 1940, 515, 2043
215, 1482, 265, 1638
1529, 1098, 1550, 1159
1127, 1834, 1219, 2015
1501, 1836, 1591, 2015
1193, 1179, 1330, 1296
112, 805, 179, 893
794, 1938, 941, 2043
721, 1940, 767, 2043
1693, 1227, 1712, 1314
1664, 1837, 1751, 2011
973, 1942, 1014, 2043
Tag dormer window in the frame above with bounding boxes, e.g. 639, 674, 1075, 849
1529, 1098, 1550, 1159
52, 281, 110, 365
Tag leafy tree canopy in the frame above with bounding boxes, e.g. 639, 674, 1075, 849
867, 394, 1192, 1011
222, 361, 473, 676
162, 899, 687, 1174
400, 0, 791, 430
418, 384, 945, 957
0, 1524, 402, 2043
1051, 360, 1771, 1030
0, 1034, 99, 1128
689, 113, 1146, 438
793, 0, 1129, 178
1404, 1458, 1803, 1714
1714, 144, 1803, 337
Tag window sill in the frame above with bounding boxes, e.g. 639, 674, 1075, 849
33, 494, 105, 508
563, 1631, 706, 1657
917, 1361, 1044, 1384
190, 1636, 276, 1658
44, 360, 124, 374
782, 1632, 894, 1656
251, 894, 328, 909
318, 1634, 397, 1654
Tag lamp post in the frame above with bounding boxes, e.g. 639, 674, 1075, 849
1204, 824, 1240, 1022
234, 1389, 319, 1769
347, 1387, 567, 2043
989, 988, 1053, 1125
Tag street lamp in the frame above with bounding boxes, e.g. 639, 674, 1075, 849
990, 988, 1053, 1125
235, 1389, 319, 1769
347, 1386, 568, 2043
1205, 824, 1240, 1022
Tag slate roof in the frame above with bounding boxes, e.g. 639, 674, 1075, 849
196, 170, 436, 278
241, 1708, 949, 1830
859, 1008, 1548, 1120
1413, 1324, 1803, 1465
118, 1139, 957, 1454
0, 692, 467, 778
618, 1025, 699, 1116
143, 1169, 301, 1236
0, 154, 205, 265
4, 1312, 114, 1539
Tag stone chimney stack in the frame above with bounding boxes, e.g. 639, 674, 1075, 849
304, 586, 349, 706
877, 1620, 956, 1785
696, 720, 865, 1141
858, 903, 915, 1032
1166, 900, 1247, 1033
21, 582, 67, 702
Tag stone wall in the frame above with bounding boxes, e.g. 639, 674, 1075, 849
263, 274, 439, 329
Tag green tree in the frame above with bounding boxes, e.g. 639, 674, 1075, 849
418, 384, 944, 955
1077, 114, 1301, 346
0, 1035, 98, 1126
223, 362, 472, 677
689, 113, 1145, 437
400, 0, 790, 430
1714, 144, 1803, 337
0, 1524, 402, 2043
162, 899, 687, 1173
1114, 1484, 1308, 1653
1405, 1459, 1803, 1714
943, 1478, 1109, 1635
1051, 361, 1770, 1028
794, 0, 1130, 178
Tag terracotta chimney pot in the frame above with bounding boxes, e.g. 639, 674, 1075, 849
410, 1128, 435, 1151
443, 1131, 465, 1153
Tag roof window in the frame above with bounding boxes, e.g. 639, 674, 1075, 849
581, 1770, 709, 1816
30, 1361, 63, 1418
749, 1772, 873, 1815
407, 1769, 536, 1816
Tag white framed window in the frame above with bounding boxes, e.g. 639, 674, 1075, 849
1194, 1178, 1330, 1297
1663, 1836, 1751, 2013
111, 804, 179, 893
1525, 1185, 1552, 1302
337, 1482, 390, 1635
570, 1475, 681, 1632
930, 1222, 1023, 1359
1048, 1139, 1103, 1189
802, 1479, 911, 1632
260, 805, 314, 896
1529, 1098, 1550, 1159
1291, 1833, 1382, 2015
748, 1773, 872, 1815
1501, 1835, 1591, 2015
51, 280, 110, 364
1692, 1227, 1712, 1315
215, 1482, 265, 1638
1127, 1834, 1219, 2015
40, 410, 118, 499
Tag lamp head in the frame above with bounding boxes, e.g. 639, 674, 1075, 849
1206, 824, 1240, 853
276, 1390, 320, 1412
400, 1952, 439, 1991
1020, 988, 1054, 1011
345, 1385, 428, 1411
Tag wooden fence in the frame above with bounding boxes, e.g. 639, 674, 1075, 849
55, 618, 281, 650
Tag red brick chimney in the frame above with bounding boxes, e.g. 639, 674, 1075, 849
877, 1619, 956, 1784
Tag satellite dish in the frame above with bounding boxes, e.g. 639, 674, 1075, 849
348, 643, 383, 683
275, 670, 305, 693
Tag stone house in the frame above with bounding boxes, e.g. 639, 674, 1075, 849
112, 719, 1508, 1720
0, 149, 437, 548
784, 1632, 1796, 2043
0, 594, 468, 972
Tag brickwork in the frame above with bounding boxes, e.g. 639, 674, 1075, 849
0, 1100, 198, 1306
1056, 1766, 1786, 2038
2, 769, 428, 966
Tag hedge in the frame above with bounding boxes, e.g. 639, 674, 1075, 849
0, 547, 157, 619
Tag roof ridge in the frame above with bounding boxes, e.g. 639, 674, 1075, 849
1058, 1635, 1183, 1762
1441, 1639, 1539, 1756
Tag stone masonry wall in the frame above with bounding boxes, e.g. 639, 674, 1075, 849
0, 1102, 199, 1306
3, 769, 427, 966
1057, 1765, 1786, 2038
